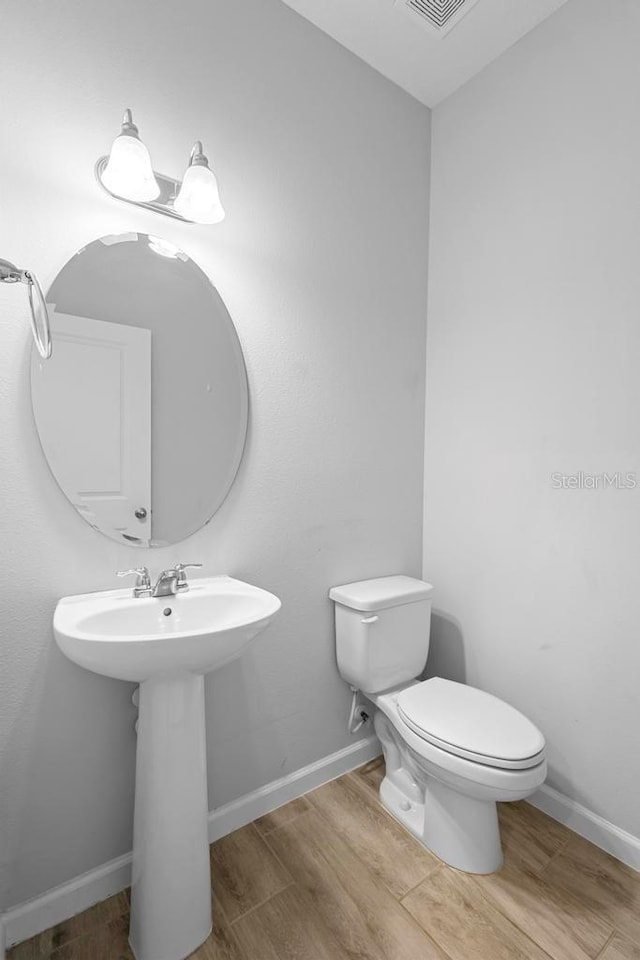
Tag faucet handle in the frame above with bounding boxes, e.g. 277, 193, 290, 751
174, 563, 203, 591
117, 567, 152, 595
117, 566, 150, 582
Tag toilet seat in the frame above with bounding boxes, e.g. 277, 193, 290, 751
396, 678, 545, 771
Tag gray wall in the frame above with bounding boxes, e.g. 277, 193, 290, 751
424, 0, 640, 837
0, 0, 430, 908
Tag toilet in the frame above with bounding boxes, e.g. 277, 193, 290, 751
330, 575, 546, 874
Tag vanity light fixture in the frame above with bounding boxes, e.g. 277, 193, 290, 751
96, 109, 225, 225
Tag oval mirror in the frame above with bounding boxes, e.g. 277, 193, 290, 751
31, 233, 248, 547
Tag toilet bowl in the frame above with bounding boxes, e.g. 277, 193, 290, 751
371, 679, 546, 873
330, 576, 546, 874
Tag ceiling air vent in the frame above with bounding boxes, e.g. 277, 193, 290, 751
395, 0, 482, 37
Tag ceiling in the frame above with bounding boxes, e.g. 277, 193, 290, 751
280, 0, 569, 107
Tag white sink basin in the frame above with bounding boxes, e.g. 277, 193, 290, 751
53, 574, 281, 960
54, 575, 281, 682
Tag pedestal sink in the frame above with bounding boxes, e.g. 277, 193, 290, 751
53, 576, 281, 960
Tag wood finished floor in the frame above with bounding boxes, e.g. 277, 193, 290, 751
9, 758, 640, 960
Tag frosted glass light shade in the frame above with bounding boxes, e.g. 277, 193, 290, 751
102, 133, 160, 202
174, 164, 225, 225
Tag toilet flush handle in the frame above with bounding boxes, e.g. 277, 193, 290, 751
360, 615, 379, 624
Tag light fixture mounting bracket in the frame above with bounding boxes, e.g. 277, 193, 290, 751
95, 156, 196, 224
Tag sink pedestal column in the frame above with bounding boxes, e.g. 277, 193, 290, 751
129, 673, 212, 960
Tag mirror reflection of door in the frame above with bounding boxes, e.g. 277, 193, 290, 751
31, 312, 152, 544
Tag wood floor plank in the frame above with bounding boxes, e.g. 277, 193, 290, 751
308, 773, 439, 898
253, 797, 311, 836
191, 907, 247, 960
402, 865, 552, 960
598, 935, 640, 960
543, 834, 640, 947
473, 862, 612, 960
210, 823, 291, 923
499, 801, 571, 874
7, 937, 45, 960
46, 905, 244, 960
7, 893, 130, 959
47, 916, 132, 960
265, 809, 447, 960
232, 885, 351, 960
348, 756, 385, 799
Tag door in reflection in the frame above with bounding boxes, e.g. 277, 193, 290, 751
31, 312, 152, 543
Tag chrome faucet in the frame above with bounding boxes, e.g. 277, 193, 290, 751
152, 564, 203, 597
117, 563, 203, 598
151, 569, 182, 597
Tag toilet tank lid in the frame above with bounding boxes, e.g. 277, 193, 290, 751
329, 575, 433, 612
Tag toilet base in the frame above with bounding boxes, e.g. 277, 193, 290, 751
379, 774, 503, 874
373, 705, 505, 874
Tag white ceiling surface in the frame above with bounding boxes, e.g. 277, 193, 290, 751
280, 0, 569, 106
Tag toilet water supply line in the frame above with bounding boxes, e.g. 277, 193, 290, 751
0, 258, 52, 359
348, 686, 370, 735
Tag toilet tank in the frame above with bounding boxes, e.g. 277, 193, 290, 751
329, 576, 433, 694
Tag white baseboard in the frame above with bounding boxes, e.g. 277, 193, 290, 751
206, 734, 380, 843
1, 853, 132, 951
528, 784, 640, 872
1, 735, 380, 949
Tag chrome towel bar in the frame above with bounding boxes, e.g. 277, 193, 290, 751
0, 258, 52, 359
